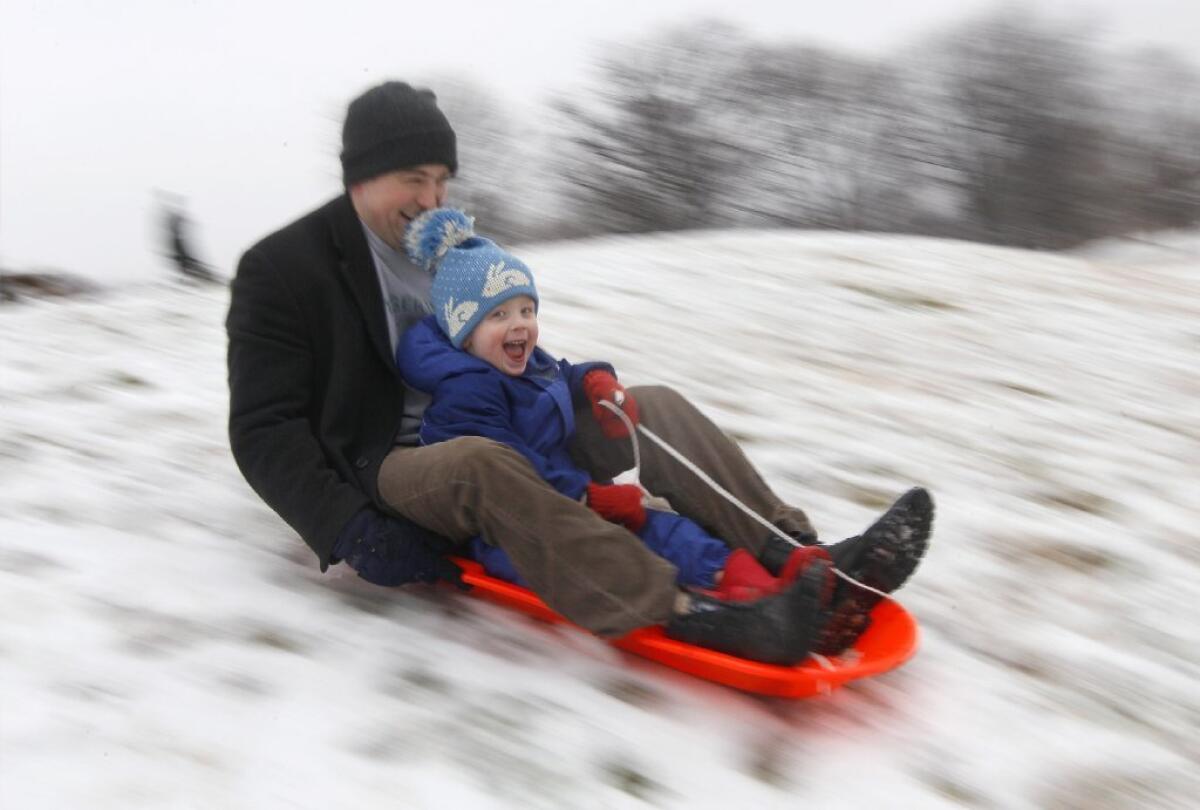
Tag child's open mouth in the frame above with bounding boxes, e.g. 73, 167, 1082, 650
503, 339, 527, 362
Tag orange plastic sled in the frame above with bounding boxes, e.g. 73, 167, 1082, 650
451, 557, 919, 698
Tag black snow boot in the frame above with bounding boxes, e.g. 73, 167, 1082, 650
814, 487, 934, 655
758, 529, 819, 576
665, 560, 834, 666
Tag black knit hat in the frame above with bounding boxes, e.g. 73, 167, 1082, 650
340, 81, 458, 186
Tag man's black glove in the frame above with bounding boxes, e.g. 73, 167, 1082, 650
333, 508, 468, 590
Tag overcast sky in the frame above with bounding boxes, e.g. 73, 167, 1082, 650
2, 0, 1196, 282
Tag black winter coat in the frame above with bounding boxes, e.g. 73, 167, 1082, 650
226, 195, 409, 570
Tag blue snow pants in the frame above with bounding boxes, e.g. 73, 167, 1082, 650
469, 509, 731, 590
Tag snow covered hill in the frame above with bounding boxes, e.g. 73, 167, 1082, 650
2, 230, 1197, 809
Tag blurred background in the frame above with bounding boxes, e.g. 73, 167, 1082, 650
4, 3, 1200, 808
1, 0, 1198, 283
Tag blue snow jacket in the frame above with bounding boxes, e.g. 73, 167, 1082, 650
396, 316, 730, 588
399, 316, 605, 501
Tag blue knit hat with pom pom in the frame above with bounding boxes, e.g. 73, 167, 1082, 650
405, 208, 538, 348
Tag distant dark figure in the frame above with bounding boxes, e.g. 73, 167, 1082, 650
160, 196, 218, 283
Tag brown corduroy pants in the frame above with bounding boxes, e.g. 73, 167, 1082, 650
377, 385, 814, 637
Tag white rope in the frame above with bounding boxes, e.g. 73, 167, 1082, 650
809, 653, 836, 671
597, 399, 892, 603
607, 390, 641, 479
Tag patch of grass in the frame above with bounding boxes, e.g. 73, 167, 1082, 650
1038, 768, 1180, 810
1008, 656, 1053, 681
599, 676, 663, 708
51, 680, 127, 703
220, 672, 270, 696
745, 735, 790, 788
823, 254, 888, 270
0, 548, 62, 574
121, 624, 201, 658
840, 482, 897, 511
1036, 488, 1116, 516
920, 771, 992, 807
836, 281, 961, 311
1026, 542, 1118, 573
601, 759, 662, 801
0, 437, 33, 461
246, 626, 306, 654
352, 729, 410, 762
725, 428, 757, 444
996, 381, 1053, 399
1129, 414, 1197, 442
400, 667, 451, 695
108, 371, 151, 388
708, 397, 756, 417
334, 589, 400, 617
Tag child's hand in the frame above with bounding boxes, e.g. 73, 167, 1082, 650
582, 370, 639, 438
586, 482, 647, 533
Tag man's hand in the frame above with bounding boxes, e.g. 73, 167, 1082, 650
586, 482, 647, 533
582, 370, 639, 439
333, 509, 468, 590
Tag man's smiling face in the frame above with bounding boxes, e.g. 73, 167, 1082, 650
348, 164, 452, 251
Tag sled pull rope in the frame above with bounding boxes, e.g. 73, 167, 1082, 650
597, 400, 891, 602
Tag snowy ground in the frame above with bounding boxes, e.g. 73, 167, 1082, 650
2, 229, 1197, 809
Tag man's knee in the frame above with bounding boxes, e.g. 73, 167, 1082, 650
442, 436, 534, 483
627, 384, 686, 414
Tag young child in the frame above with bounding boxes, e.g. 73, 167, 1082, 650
397, 208, 832, 609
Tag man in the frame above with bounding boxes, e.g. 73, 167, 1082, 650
226, 81, 932, 663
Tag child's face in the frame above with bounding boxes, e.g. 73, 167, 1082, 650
463, 295, 539, 376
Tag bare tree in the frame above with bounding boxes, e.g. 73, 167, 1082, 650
915, 11, 1124, 247
722, 43, 934, 233
551, 22, 756, 235
530, 13, 1200, 246
425, 77, 529, 242
551, 22, 954, 238
1103, 49, 1200, 232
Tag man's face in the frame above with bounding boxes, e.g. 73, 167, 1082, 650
463, 295, 539, 377
348, 164, 452, 250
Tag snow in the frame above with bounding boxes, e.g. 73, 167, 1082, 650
2, 229, 1197, 809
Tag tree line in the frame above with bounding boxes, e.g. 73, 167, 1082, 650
443, 10, 1200, 250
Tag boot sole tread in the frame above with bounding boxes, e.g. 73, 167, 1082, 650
815, 488, 934, 655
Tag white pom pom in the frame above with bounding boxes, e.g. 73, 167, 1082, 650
404, 208, 476, 270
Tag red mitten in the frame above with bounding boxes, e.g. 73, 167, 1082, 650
586, 482, 646, 532
582, 370, 639, 439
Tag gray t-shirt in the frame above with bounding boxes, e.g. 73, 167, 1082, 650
361, 222, 433, 445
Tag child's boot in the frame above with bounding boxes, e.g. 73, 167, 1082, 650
665, 560, 834, 665
717, 547, 832, 602
758, 529, 819, 575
